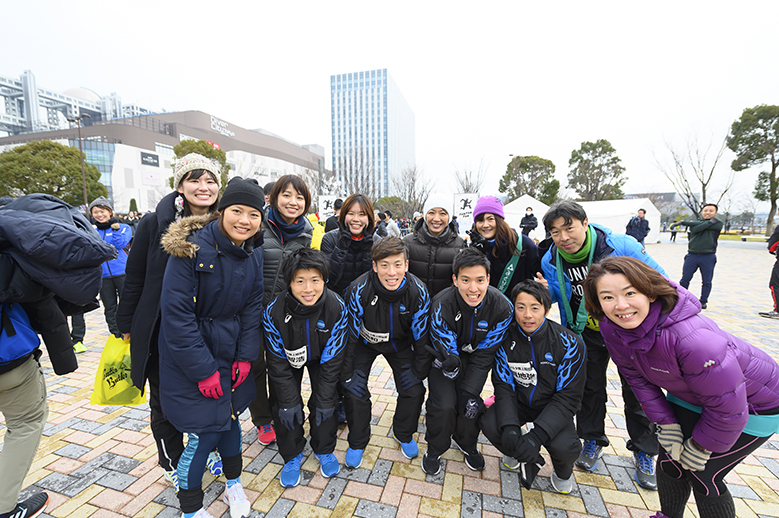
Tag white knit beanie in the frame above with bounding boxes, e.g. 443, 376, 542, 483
423, 193, 454, 217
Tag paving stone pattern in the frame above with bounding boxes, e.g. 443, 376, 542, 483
9, 238, 779, 517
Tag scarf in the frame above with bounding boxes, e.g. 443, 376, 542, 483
285, 288, 325, 318
599, 300, 665, 353
555, 226, 597, 334
369, 270, 408, 303
95, 218, 119, 230
557, 226, 594, 263
268, 208, 306, 244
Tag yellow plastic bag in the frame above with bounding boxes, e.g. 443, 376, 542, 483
90, 335, 145, 406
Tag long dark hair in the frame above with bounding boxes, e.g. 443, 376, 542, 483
474, 213, 519, 258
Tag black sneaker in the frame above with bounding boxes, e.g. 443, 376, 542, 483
700, 302, 707, 309
421, 452, 441, 475
453, 439, 485, 471
3, 493, 49, 518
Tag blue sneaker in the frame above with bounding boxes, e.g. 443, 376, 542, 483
345, 447, 364, 468
205, 451, 223, 477
576, 440, 602, 471
280, 453, 303, 488
633, 451, 657, 490
393, 433, 419, 459
163, 469, 179, 492
315, 452, 340, 478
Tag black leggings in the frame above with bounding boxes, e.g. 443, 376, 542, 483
658, 402, 769, 497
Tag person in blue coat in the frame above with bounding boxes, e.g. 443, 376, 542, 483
88, 197, 132, 339
158, 178, 265, 518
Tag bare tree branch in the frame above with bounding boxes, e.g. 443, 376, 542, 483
391, 164, 431, 218
335, 146, 379, 199
454, 159, 487, 193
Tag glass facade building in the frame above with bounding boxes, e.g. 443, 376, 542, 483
330, 69, 415, 199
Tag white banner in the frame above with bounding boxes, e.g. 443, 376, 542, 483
454, 193, 479, 233
319, 195, 337, 220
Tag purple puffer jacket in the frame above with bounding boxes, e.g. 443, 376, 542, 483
600, 282, 779, 453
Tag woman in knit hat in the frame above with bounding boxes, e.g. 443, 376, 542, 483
116, 152, 223, 488
469, 195, 542, 297
159, 177, 264, 518
402, 193, 465, 296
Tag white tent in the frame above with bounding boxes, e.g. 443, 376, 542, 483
578, 198, 662, 244
504, 194, 550, 241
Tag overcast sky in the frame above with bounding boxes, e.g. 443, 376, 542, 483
5, 1, 778, 211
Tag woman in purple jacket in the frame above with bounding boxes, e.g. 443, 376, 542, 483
583, 256, 779, 518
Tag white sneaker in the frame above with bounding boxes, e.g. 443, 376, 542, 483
502, 455, 520, 470
222, 483, 251, 518
185, 509, 216, 518
551, 470, 573, 494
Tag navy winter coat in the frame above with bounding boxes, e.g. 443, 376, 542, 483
158, 215, 264, 434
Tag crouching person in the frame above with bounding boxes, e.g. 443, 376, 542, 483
264, 248, 349, 487
342, 237, 430, 468
422, 248, 513, 475
481, 280, 585, 494
158, 178, 265, 518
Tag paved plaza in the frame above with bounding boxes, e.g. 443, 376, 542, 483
8, 237, 779, 518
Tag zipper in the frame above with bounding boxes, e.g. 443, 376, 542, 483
527, 335, 538, 407
305, 319, 311, 360
389, 303, 397, 352
269, 228, 286, 301
469, 309, 475, 346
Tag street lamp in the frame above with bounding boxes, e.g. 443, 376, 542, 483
66, 113, 91, 208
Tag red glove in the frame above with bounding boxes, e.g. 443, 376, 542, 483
198, 371, 223, 399
232, 361, 251, 388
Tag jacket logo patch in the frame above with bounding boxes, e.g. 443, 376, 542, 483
545, 352, 553, 362
371, 295, 378, 306
284, 314, 292, 323
455, 312, 461, 321
360, 324, 389, 344
317, 320, 325, 329
285, 346, 307, 369
510, 341, 516, 351
650, 366, 670, 373
508, 361, 537, 387
703, 360, 715, 368
399, 304, 406, 312
478, 320, 488, 329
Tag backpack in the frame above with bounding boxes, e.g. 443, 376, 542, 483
0, 302, 40, 365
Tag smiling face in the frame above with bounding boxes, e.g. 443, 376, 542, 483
372, 253, 408, 291
343, 202, 369, 236
425, 208, 449, 236
475, 213, 498, 239
595, 273, 653, 330
178, 172, 219, 216
549, 216, 589, 254
290, 268, 325, 306
701, 205, 717, 220
453, 265, 490, 307
514, 292, 550, 334
275, 184, 306, 224
221, 204, 262, 245
91, 206, 112, 223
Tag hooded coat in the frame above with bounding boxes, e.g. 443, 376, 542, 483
320, 222, 375, 297
600, 282, 779, 453
158, 214, 264, 433
403, 218, 465, 296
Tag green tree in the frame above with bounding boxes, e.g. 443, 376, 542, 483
538, 178, 560, 206
0, 140, 107, 208
170, 140, 230, 193
567, 139, 626, 201
374, 196, 404, 218
727, 105, 779, 235
499, 155, 556, 203
129, 198, 138, 213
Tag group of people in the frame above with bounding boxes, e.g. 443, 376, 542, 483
0, 151, 773, 518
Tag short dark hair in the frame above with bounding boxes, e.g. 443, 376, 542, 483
263, 182, 275, 196
703, 203, 718, 212
378, 212, 386, 220
283, 248, 330, 285
510, 280, 552, 312
269, 175, 311, 214
453, 248, 490, 277
371, 236, 408, 262
334, 198, 343, 210
384, 209, 393, 218
583, 256, 678, 319
526, 207, 533, 211
339, 194, 375, 232
543, 199, 587, 231
638, 208, 646, 214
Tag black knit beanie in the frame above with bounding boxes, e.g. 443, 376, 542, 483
218, 177, 264, 212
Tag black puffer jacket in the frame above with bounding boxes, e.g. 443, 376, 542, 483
261, 218, 313, 305
321, 223, 375, 297
403, 218, 465, 296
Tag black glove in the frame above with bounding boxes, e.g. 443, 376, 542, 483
278, 404, 303, 431
467, 230, 489, 253
315, 406, 334, 427
338, 231, 353, 249
459, 391, 483, 419
399, 364, 422, 390
502, 426, 521, 456
342, 369, 368, 397
426, 345, 461, 379
514, 430, 544, 464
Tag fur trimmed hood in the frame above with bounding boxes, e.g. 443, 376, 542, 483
161, 214, 213, 258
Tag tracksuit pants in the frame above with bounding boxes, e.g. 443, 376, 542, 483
425, 367, 482, 457
679, 252, 717, 304
99, 275, 125, 337
344, 346, 425, 449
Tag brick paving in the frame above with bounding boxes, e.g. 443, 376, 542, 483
6, 237, 779, 517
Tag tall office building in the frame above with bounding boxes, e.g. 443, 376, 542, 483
331, 69, 415, 199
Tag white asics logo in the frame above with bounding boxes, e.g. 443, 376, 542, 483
455, 312, 461, 321
285, 314, 292, 323
371, 295, 378, 306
